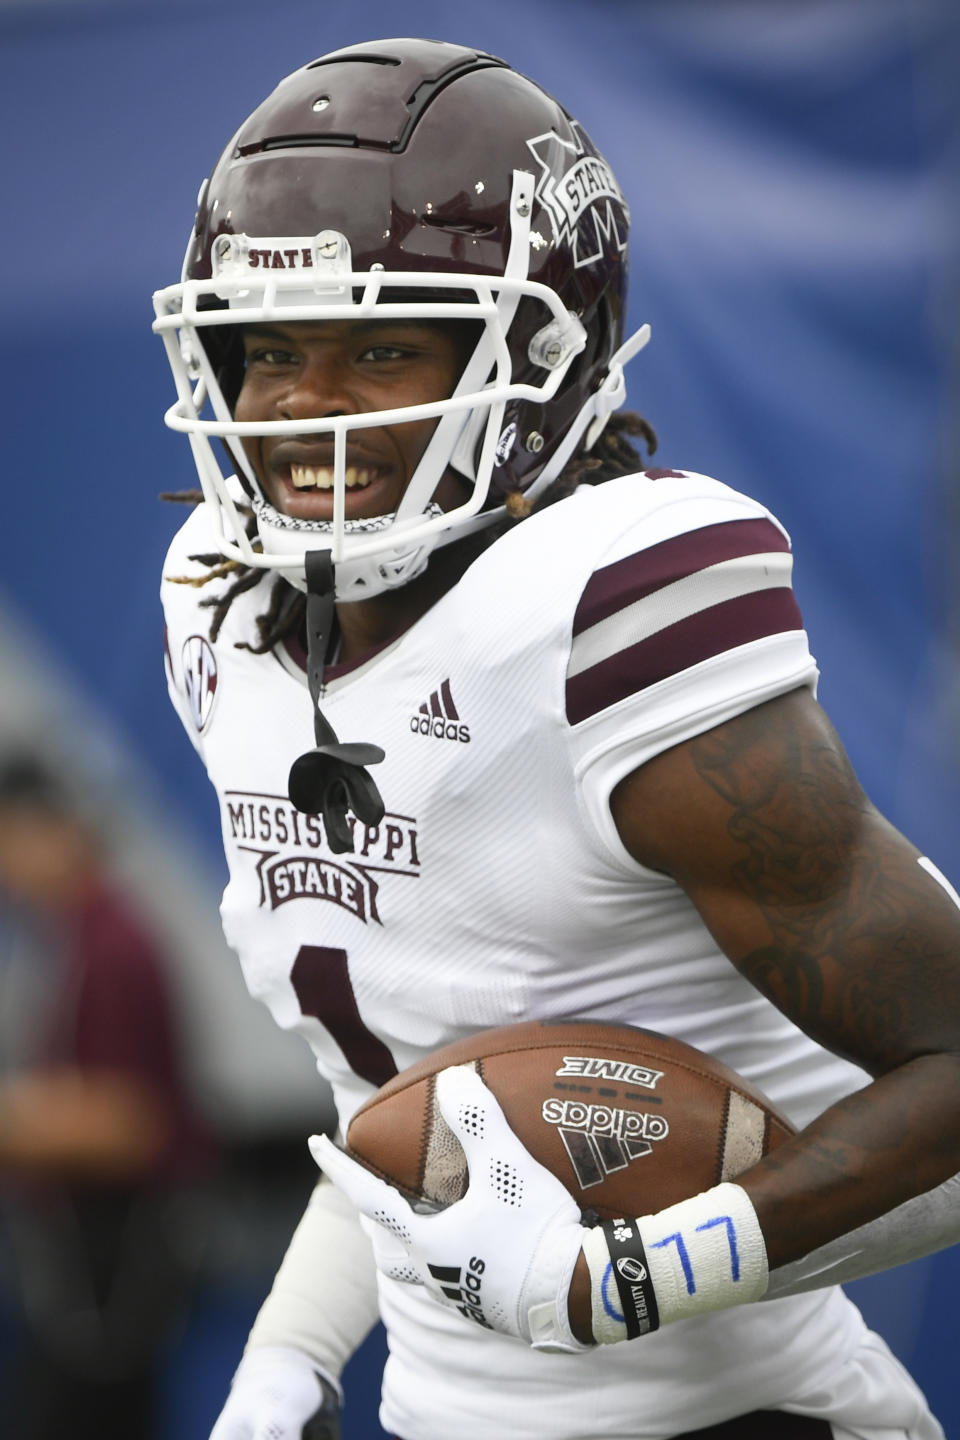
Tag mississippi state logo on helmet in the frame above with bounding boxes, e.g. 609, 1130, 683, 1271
153, 38, 649, 599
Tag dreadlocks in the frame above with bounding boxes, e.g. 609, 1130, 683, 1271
163, 407, 657, 654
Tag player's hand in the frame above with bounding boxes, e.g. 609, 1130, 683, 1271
208, 1345, 341, 1440
311, 1064, 591, 1352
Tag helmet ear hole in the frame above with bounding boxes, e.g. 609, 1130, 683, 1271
485, 289, 621, 502
592, 294, 616, 373
557, 293, 615, 402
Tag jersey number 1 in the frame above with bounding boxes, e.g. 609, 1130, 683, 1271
292, 945, 398, 1089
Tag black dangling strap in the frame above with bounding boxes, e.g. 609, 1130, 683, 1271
287, 549, 385, 854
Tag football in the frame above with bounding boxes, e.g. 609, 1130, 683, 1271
346, 1019, 795, 1218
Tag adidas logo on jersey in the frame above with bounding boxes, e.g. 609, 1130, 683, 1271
427, 1257, 491, 1328
542, 1097, 669, 1190
410, 678, 470, 743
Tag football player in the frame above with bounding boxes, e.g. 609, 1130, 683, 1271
156, 39, 960, 1440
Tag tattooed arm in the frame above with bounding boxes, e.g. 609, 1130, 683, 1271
609, 686, 960, 1269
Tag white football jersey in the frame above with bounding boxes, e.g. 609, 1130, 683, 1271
162, 472, 935, 1439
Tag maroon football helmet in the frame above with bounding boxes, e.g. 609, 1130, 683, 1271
154, 38, 650, 598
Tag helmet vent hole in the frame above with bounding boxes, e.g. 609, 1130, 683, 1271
420, 216, 496, 238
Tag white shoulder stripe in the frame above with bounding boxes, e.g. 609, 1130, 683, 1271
568, 551, 794, 681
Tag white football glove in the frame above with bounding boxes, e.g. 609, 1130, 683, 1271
310, 1064, 590, 1353
208, 1345, 341, 1440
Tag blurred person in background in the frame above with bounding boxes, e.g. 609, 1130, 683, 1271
0, 753, 211, 1440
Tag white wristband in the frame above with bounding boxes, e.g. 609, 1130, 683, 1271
583, 1183, 769, 1344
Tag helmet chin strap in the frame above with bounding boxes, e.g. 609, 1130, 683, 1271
287, 549, 386, 852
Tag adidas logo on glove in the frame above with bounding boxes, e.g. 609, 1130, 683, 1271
427, 1258, 490, 1328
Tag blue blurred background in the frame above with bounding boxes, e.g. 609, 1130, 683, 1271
1, 0, 958, 1434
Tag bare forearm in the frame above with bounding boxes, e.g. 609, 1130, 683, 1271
636, 697, 960, 1268
739, 1051, 960, 1267
565, 1054, 960, 1343
765, 1168, 960, 1297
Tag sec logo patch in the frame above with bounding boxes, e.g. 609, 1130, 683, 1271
182, 634, 218, 733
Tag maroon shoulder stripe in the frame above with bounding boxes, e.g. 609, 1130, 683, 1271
566, 588, 803, 725
573, 518, 790, 638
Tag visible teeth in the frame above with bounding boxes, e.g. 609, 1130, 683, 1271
290, 464, 333, 489
289, 464, 375, 490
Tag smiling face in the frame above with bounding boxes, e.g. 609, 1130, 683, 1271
233, 318, 476, 523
